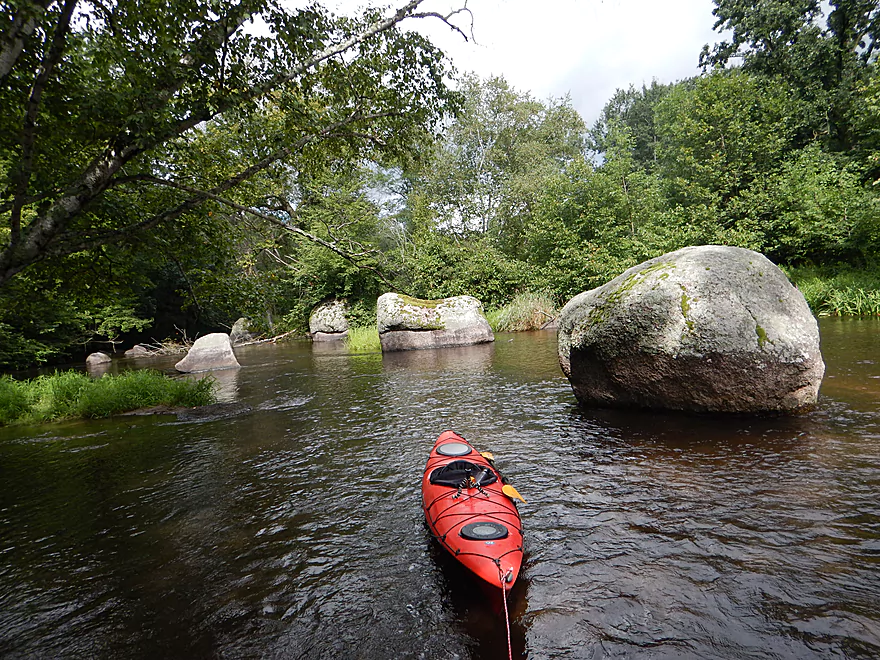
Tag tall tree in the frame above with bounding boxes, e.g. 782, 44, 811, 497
700, 0, 880, 151
588, 80, 674, 169
408, 74, 586, 257
654, 69, 795, 209
0, 0, 465, 287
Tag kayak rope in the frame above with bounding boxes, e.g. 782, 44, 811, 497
497, 562, 514, 660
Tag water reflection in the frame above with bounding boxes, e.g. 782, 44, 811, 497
309, 339, 349, 356
381, 342, 494, 374
84, 359, 112, 378
207, 367, 239, 403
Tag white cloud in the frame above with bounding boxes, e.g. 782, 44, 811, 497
326, 0, 725, 123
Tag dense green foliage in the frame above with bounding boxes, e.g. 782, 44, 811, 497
2, 0, 880, 370
0, 0, 459, 366
388, 1, 880, 314
0, 370, 215, 425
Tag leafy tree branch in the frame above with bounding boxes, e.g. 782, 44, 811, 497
0, 0, 463, 286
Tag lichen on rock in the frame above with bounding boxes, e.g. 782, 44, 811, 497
309, 300, 349, 340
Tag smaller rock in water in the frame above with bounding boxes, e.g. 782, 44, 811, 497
175, 333, 240, 373
309, 300, 349, 341
230, 317, 254, 346
377, 293, 494, 352
85, 351, 112, 376
124, 344, 151, 358
86, 352, 111, 366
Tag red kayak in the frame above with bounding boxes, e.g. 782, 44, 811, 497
422, 430, 524, 589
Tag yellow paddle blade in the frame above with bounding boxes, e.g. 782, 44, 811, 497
502, 484, 526, 503
480, 451, 495, 461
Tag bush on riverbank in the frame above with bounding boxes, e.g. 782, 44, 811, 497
788, 267, 880, 316
344, 326, 381, 352
0, 370, 216, 426
487, 292, 558, 332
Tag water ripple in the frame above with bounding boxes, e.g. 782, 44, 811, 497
1, 326, 880, 658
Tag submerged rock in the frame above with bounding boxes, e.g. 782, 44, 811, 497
557, 245, 824, 414
377, 293, 494, 352
175, 402, 252, 422
120, 401, 253, 422
175, 333, 240, 373
309, 300, 349, 341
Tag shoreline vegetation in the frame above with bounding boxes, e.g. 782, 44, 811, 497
343, 326, 382, 353
3, 270, 878, 427
3, 1, 880, 375
481, 273, 880, 324
788, 268, 880, 317
0, 371, 216, 427
336, 273, 880, 356
487, 292, 558, 332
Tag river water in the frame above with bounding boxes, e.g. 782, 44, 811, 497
1, 318, 879, 659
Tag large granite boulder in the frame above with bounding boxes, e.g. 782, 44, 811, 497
377, 293, 494, 352
175, 333, 240, 373
309, 300, 349, 342
557, 245, 824, 414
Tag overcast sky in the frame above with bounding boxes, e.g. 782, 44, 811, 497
327, 0, 726, 125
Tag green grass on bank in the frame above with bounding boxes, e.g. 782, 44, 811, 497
344, 326, 381, 352
787, 267, 880, 316
0, 370, 216, 426
487, 291, 558, 332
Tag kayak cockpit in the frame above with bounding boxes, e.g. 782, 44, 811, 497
429, 460, 497, 487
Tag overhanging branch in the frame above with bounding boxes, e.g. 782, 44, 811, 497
40, 110, 399, 260
410, 3, 474, 42
0, 0, 464, 287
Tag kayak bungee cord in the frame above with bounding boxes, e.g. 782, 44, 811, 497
424, 488, 523, 564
